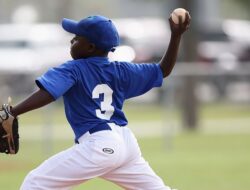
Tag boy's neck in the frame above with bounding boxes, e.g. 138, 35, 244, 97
92, 49, 109, 57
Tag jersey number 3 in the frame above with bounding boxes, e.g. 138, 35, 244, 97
92, 84, 114, 120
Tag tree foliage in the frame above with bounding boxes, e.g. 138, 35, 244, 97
233, 0, 250, 8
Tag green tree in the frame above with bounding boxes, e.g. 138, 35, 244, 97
233, 0, 250, 16
234, 0, 250, 7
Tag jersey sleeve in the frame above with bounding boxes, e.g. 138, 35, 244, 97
36, 61, 77, 100
119, 62, 163, 99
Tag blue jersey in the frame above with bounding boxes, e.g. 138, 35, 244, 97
36, 57, 163, 141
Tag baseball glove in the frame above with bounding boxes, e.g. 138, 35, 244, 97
0, 104, 19, 154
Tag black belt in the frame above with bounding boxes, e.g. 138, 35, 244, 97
88, 125, 112, 134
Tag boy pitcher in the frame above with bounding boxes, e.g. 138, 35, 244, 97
9, 13, 190, 190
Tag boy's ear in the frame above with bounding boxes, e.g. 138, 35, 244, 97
88, 43, 96, 53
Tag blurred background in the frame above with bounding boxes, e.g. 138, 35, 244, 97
0, 0, 250, 190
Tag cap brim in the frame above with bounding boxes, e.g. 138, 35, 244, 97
62, 18, 78, 34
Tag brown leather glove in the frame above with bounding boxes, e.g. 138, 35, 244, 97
0, 104, 19, 154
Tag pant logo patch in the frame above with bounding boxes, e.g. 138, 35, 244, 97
102, 148, 114, 154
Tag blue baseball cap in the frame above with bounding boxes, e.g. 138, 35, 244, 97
62, 15, 120, 52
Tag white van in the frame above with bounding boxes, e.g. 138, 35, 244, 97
0, 23, 71, 73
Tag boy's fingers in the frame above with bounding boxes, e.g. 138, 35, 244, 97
178, 15, 182, 25
182, 12, 191, 30
184, 12, 191, 25
168, 16, 173, 24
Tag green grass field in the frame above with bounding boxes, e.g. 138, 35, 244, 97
1, 134, 250, 190
0, 102, 250, 190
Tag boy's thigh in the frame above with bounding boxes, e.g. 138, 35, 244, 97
20, 143, 112, 190
102, 156, 171, 190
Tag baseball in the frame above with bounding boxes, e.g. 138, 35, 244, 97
171, 8, 187, 24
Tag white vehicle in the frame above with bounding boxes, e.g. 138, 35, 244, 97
0, 23, 71, 73
112, 18, 170, 62
197, 19, 250, 68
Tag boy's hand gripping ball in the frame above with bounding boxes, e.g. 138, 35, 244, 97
171, 8, 188, 24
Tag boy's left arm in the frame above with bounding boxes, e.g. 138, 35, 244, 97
0, 88, 54, 154
160, 12, 191, 78
11, 88, 55, 117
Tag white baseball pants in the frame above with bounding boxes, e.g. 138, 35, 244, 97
20, 123, 171, 190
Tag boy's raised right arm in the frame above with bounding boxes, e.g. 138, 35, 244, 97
160, 12, 191, 78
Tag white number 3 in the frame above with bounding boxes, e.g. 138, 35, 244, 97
92, 84, 114, 120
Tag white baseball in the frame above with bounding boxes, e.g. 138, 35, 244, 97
171, 8, 187, 24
